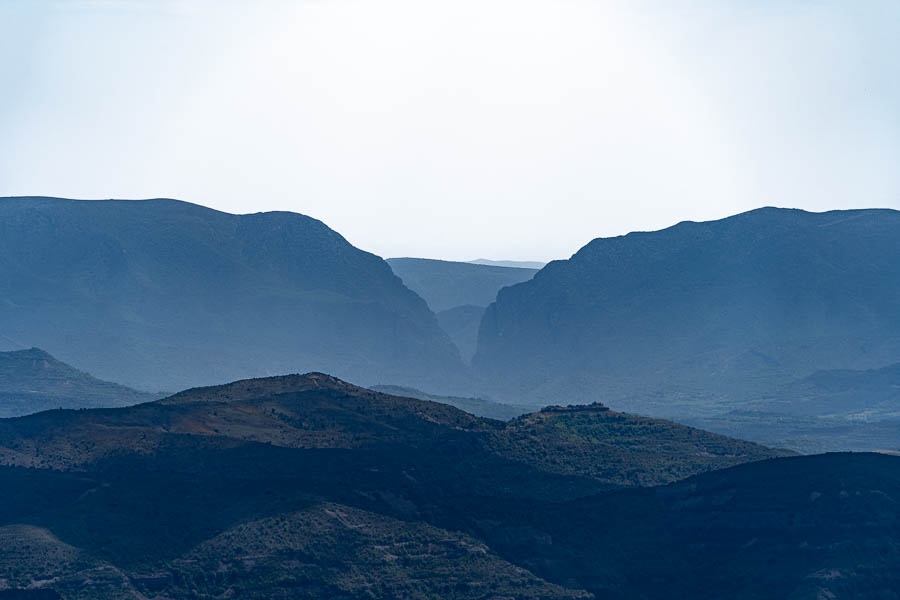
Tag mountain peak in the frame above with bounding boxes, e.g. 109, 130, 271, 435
6, 347, 56, 360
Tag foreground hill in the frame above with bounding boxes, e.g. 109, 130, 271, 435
0, 373, 782, 486
0, 197, 467, 393
480, 452, 900, 599
0, 374, 895, 599
0, 348, 158, 418
475, 207, 900, 415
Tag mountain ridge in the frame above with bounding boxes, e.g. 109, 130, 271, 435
387, 256, 538, 312
0, 196, 469, 394
386, 256, 538, 362
0, 372, 787, 483
475, 206, 900, 415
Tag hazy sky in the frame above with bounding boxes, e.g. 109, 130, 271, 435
2, 1, 898, 261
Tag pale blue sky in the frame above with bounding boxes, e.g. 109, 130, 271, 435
1, 0, 898, 261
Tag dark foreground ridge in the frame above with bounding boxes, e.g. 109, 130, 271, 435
0, 372, 824, 599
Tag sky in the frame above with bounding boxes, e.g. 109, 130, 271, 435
1, 0, 898, 261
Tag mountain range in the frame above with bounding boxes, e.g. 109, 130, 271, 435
5, 199, 900, 454
0, 197, 468, 394
765, 361, 900, 419
681, 361, 900, 453
387, 257, 539, 312
387, 257, 538, 362
369, 384, 528, 420
475, 207, 900, 419
469, 259, 547, 269
2, 373, 896, 599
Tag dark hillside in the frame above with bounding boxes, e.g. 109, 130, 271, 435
484, 452, 900, 599
0, 374, 890, 599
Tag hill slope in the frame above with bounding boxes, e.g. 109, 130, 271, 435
475, 207, 900, 413
0, 374, 894, 600
480, 452, 900, 599
0, 348, 158, 418
0, 197, 467, 393
0, 373, 784, 485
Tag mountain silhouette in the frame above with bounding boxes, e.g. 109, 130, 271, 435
0, 197, 468, 393
475, 207, 900, 415
469, 258, 547, 269
387, 257, 538, 313
387, 257, 537, 361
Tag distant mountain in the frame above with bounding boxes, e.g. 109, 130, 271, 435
676, 362, 900, 453
0, 334, 24, 352
387, 257, 538, 312
475, 207, 900, 415
435, 304, 485, 363
469, 258, 547, 269
370, 384, 531, 420
0, 348, 158, 418
766, 362, 900, 419
679, 361, 900, 452
387, 257, 538, 361
0, 197, 468, 393
5, 373, 894, 600
685, 411, 900, 454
